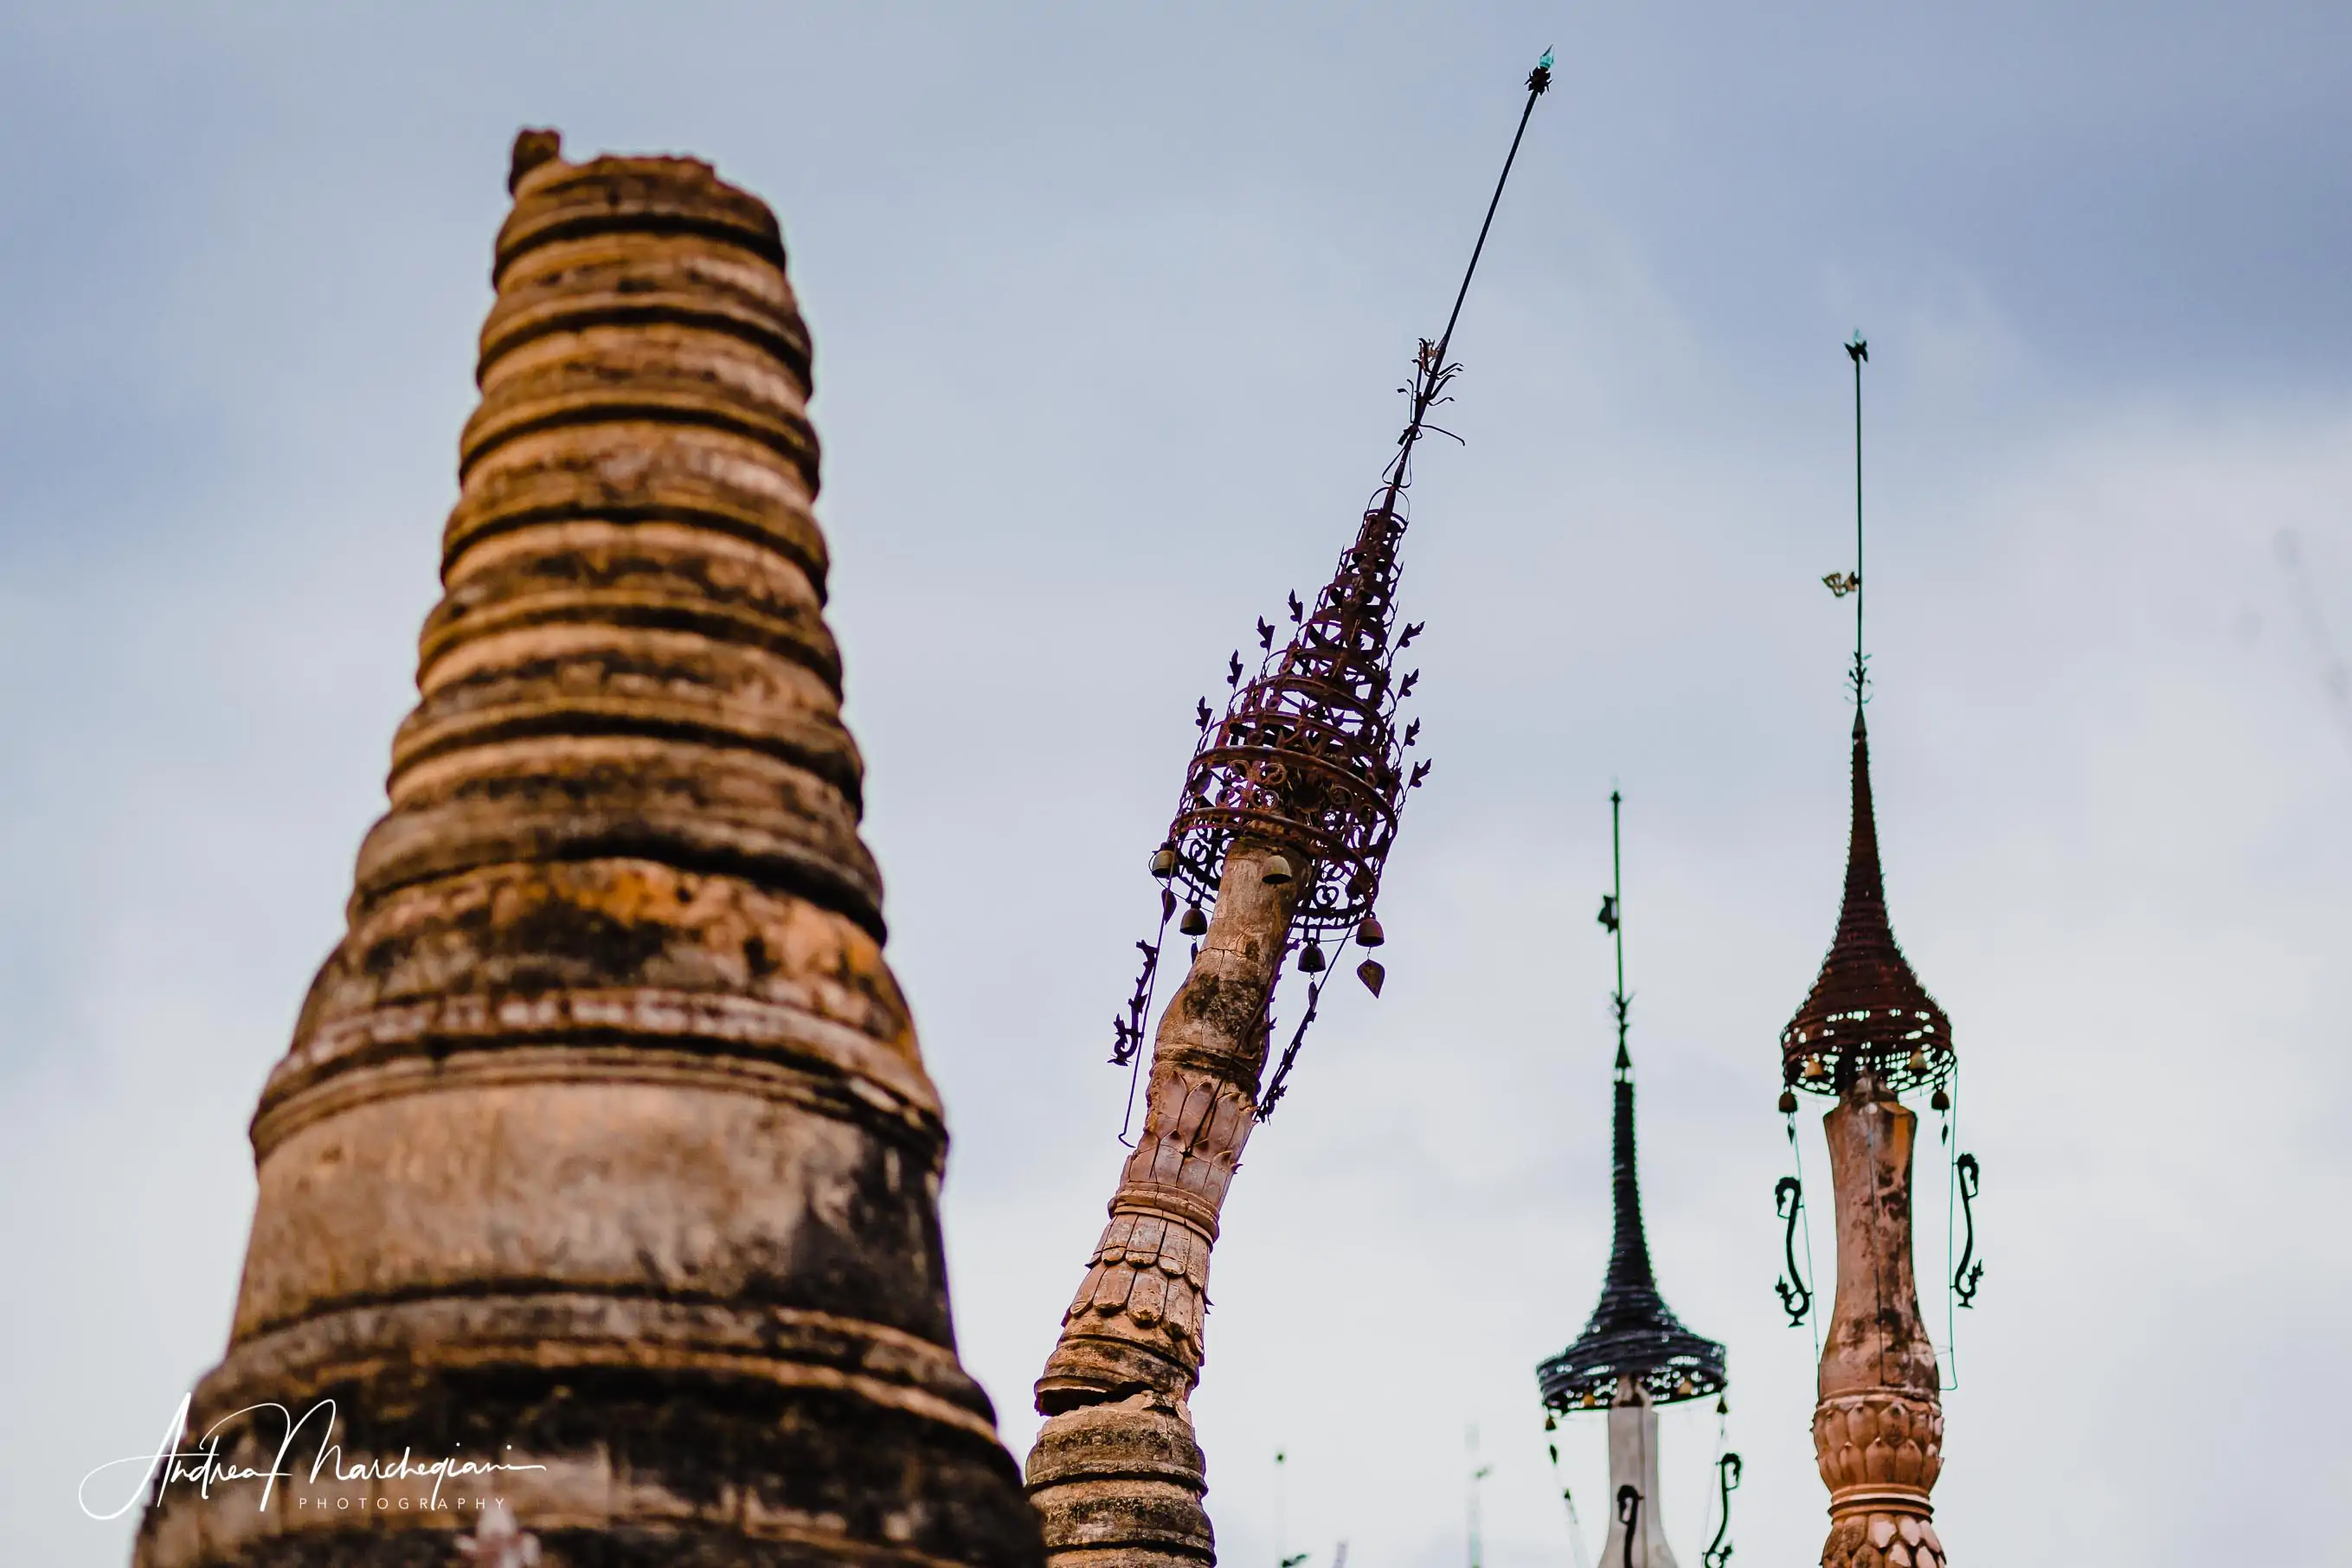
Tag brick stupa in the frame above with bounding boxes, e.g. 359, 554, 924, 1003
133, 131, 1044, 1568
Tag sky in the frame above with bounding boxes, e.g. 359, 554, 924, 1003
3, 3, 2349, 1565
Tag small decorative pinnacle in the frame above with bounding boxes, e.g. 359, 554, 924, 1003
508, 126, 562, 192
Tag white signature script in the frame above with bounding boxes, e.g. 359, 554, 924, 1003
80, 1394, 548, 1521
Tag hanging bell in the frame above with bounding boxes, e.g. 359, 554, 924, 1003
1179, 903, 1208, 936
1674, 1376, 1695, 1398
1298, 941, 1327, 974
1356, 958, 1385, 997
1261, 852, 1296, 886
1905, 1045, 1929, 1076
1355, 913, 1385, 948
1801, 1055, 1828, 1083
1716, 1396, 1728, 1417
1149, 845, 1179, 879
1543, 1412, 1557, 1432
1777, 1088, 1799, 1115
1931, 1087, 1950, 1113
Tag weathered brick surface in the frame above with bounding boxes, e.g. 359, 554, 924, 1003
134, 132, 1042, 1568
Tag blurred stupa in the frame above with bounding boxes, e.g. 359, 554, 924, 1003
133, 130, 1044, 1568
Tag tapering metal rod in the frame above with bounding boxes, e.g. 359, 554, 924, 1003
1435, 55, 1552, 376
1378, 51, 1553, 511
1609, 789, 1628, 1063
1846, 332, 1868, 697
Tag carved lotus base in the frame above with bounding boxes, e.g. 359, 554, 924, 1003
1823, 1509, 1945, 1568
1813, 1390, 1943, 1494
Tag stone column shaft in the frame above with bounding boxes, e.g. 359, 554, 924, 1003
1814, 1079, 1944, 1568
1025, 843, 1300, 1568
1599, 1379, 1678, 1568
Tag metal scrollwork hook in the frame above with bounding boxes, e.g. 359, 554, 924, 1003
1952, 1152, 1984, 1308
1702, 1452, 1742, 1568
1773, 1175, 1813, 1327
1616, 1486, 1642, 1568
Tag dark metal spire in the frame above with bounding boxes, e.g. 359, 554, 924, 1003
1779, 715, 1951, 1095
1783, 337, 1955, 1099
1538, 794, 1726, 1411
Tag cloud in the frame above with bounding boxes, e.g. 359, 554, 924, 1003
3, 5, 2347, 1566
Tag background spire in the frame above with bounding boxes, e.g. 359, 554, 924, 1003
1537, 792, 1726, 1412
1785, 334, 1957, 1100
1603, 788, 1630, 1077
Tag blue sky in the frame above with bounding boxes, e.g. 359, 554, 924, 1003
3, 4, 2349, 1565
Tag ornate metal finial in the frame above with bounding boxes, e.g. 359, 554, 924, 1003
1841, 331, 1869, 706
1114, 48, 1556, 1116
1783, 333, 1955, 1099
1537, 794, 1728, 1410
1033, 59, 1554, 1568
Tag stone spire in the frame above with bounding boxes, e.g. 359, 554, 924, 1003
1778, 334, 1955, 1568
133, 131, 1042, 1568
1538, 797, 1725, 1568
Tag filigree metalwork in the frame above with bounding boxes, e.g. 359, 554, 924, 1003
1099, 49, 1553, 1109
1774, 1175, 1813, 1327
1109, 891, 1174, 1068
1160, 458, 1434, 947
1256, 962, 1327, 1118
1783, 331, 1952, 1100
1779, 715, 1955, 1096
1539, 796, 1727, 1411
1536, 1067, 1729, 1409
1951, 1152, 1984, 1308
1702, 1453, 1742, 1568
